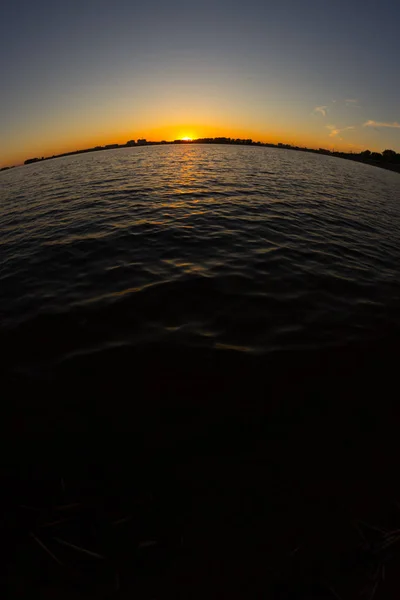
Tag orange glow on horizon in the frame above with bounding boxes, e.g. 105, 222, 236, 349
1, 123, 380, 168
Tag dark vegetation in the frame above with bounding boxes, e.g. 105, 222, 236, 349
20, 138, 400, 174
3, 339, 400, 598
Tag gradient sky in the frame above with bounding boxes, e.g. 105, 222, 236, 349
1, 0, 400, 166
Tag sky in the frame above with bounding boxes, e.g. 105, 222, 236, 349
1, 0, 400, 166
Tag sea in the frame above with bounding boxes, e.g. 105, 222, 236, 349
2, 143, 400, 597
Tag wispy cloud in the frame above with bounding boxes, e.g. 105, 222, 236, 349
345, 99, 360, 108
363, 120, 400, 129
326, 125, 355, 139
314, 106, 328, 117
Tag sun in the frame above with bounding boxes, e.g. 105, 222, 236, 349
181, 136, 192, 141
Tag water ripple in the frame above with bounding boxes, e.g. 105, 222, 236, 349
1, 144, 400, 371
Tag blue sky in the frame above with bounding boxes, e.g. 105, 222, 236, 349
1, 0, 399, 165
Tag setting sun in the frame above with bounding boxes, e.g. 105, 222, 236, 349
181, 137, 192, 141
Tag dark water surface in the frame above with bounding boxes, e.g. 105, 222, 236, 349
2, 145, 400, 598
2, 146, 400, 339
1, 143, 400, 420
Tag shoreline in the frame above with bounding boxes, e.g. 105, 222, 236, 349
2, 139, 399, 175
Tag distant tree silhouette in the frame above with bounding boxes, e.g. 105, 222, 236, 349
19, 137, 400, 174
382, 149, 396, 161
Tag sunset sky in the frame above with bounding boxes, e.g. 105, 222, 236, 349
1, 0, 400, 167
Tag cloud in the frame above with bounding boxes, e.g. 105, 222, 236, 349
314, 106, 328, 117
363, 120, 400, 129
326, 125, 355, 138
345, 99, 360, 108
326, 125, 339, 137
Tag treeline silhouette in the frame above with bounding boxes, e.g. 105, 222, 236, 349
19, 138, 400, 174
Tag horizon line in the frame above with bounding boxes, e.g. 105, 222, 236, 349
2, 136, 399, 171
